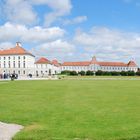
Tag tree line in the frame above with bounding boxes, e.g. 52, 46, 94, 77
61, 70, 140, 76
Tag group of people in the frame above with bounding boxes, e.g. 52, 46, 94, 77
0, 73, 18, 80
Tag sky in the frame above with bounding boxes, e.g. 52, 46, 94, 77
0, 0, 140, 65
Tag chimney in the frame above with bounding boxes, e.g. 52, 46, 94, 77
16, 42, 22, 47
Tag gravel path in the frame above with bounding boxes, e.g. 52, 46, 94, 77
0, 122, 23, 140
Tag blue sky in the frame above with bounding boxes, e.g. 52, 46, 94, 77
0, 0, 140, 65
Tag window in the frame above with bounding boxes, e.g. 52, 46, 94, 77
23, 61, 25, 68
18, 61, 20, 68
4, 61, 6, 68
23, 71, 25, 74
8, 61, 10, 68
13, 61, 15, 68
23, 56, 26, 59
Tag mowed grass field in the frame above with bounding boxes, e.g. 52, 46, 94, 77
0, 80, 140, 140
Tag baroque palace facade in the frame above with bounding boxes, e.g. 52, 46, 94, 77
0, 42, 60, 77
61, 56, 138, 73
0, 42, 138, 77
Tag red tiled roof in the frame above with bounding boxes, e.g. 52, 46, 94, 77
0, 44, 34, 56
62, 57, 137, 67
98, 62, 128, 67
62, 61, 90, 66
35, 57, 51, 64
127, 61, 137, 67
52, 59, 60, 67
62, 61, 128, 67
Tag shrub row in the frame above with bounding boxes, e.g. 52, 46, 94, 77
61, 70, 140, 76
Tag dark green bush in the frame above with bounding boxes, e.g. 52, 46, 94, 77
136, 71, 140, 76
78, 71, 86, 76
61, 70, 70, 75
70, 71, 78, 76
86, 71, 94, 76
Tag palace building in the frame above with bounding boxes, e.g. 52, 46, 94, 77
0, 42, 138, 78
61, 56, 138, 72
0, 42, 60, 77
35, 57, 60, 77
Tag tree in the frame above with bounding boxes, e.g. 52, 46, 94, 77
70, 71, 78, 76
120, 71, 128, 76
86, 71, 94, 76
78, 71, 86, 76
111, 71, 120, 76
61, 70, 70, 75
96, 70, 103, 76
127, 71, 135, 76
136, 71, 140, 76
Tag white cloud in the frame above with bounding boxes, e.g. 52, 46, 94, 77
63, 16, 87, 25
1, 0, 72, 26
74, 27, 140, 62
43, 0, 72, 26
3, 0, 37, 25
0, 22, 65, 43
32, 39, 75, 60
0, 42, 14, 50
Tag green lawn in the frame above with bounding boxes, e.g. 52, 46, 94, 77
59, 75, 140, 80
0, 80, 140, 140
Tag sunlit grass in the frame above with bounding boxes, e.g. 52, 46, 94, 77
0, 80, 140, 140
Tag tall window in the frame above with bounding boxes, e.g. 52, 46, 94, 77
18, 71, 20, 74
23, 61, 26, 68
13, 61, 15, 68
4, 61, 6, 68
23, 70, 25, 74
18, 61, 20, 68
8, 61, 10, 68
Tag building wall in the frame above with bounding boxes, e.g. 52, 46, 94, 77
0, 53, 138, 78
61, 65, 138, 72
0, 54, 61, 77
35, 63, 53, 77
0, 54, 35, 76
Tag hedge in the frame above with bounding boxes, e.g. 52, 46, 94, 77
61, 70, 139, 76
